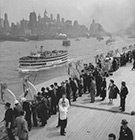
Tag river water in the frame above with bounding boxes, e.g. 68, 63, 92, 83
0, 36, 135, 97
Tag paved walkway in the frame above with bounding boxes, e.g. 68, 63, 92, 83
29, 63, 135, 140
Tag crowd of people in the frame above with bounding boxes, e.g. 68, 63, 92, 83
2, 45, 135, 140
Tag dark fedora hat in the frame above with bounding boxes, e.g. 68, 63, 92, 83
110, 79, 114, 83
5, 102, 11, 107
121, 81, 126, 86
41, 87, 45, 91
121, 119, 128, 125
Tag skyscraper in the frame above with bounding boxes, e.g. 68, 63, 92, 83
4, 13, 9, 31
57, 14, 61, 26
0, 13, 4, 29
28, 11, 37, 34
61, 18, 65, 25
50, 14, 53, 22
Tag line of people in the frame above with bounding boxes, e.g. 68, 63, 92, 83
2, 47, 135, 140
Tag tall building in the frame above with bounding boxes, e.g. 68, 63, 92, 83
4, 13, 9, 31
73, 20, 79, 28
50, 14, 53, 22
65, 20, 72, 26
20, 19, 29, 34
57, 14, 61, 26
44, 10, 47, 19
89, 19, 105, 37
0, 13, 4, 29
38, 14, 41, 22
28, 11, 37, 34
61, 18, 65, 24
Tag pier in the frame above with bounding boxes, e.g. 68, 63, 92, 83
1, 59, 135, 140
28, 63, 135, 140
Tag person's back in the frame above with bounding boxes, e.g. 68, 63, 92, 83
15, 111, 28, 140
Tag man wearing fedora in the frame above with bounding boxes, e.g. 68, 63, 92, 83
21, 97, 32, 131
4, 102, 16, 140
119, 81, 128, 112
118, 119, 133, 140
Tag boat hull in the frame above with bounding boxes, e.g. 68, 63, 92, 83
17, 59, 68, 72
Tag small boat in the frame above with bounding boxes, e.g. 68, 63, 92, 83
62, 40, 70, 46
106, 38, 115, 45
75, 38, 80, 41
97, 36, 104, 41
54, 33, 67, 40
18, 46, 68, 72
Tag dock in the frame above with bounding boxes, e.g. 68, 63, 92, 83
28, 63, 135, 140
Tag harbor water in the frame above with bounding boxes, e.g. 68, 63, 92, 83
0, 36, 135, 98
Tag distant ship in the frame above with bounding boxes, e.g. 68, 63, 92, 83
97, 36, 104, 41
128, 35, 135, 39
54, 33, 67, 40
75, 38, 80, 41
18, 46, 68, 72
106, 38, 115, 45
0, 34, 29, 42
62, 40, 71, 46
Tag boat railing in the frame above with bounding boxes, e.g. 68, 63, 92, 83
20, 50, 68, 61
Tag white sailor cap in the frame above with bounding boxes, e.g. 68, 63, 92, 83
14, 100, 19, 104
21, 97, 26, 102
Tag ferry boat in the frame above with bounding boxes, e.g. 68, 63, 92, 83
18, 46, 68, 72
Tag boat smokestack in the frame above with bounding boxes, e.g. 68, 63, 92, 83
40, 46, 44, 53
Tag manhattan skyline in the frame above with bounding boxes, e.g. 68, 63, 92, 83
0, 0, 135, 32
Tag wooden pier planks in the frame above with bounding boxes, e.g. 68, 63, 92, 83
29, 63, 135, 140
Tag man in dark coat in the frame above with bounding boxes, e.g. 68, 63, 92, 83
37, 95, 49, 126
54, 83, 62, 105
95, 73, 102, 97
118, 119, 133, 140
86, 72, 92, 93
112, 58, 117, 71
69, 77, 77, 101
21, 97, 32, 131
100, 77, 107, 101
4, 102, 16, 140
119, 81, 128, 112
31, 97, 38, 127
50, 84, 57, 114
81, 71, 88, 93
65, 80, 71, 105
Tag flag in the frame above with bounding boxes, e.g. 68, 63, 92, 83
20, 78, 38, 100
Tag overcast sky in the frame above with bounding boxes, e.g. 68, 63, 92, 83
0, 0, 135, 32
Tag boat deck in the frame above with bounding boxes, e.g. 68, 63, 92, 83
28, 63, 135, 140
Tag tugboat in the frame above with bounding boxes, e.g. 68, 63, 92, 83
75, 38, 80, 41
18, 46, 68, 72
106, 37, 115, 45
97, 36, 104, 41
62, 40, 71, 46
